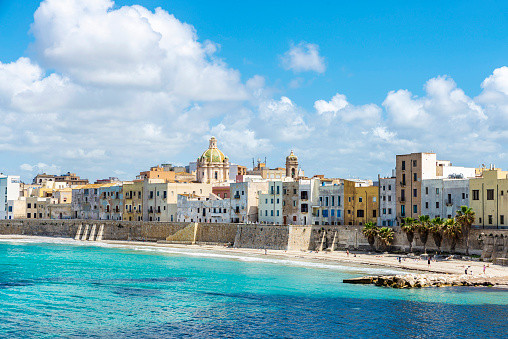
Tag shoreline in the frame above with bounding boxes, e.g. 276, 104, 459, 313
1, 234, 507, 278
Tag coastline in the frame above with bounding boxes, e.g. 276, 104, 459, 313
2, 234, 507, 278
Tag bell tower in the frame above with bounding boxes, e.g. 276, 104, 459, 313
285, 150, 298, 179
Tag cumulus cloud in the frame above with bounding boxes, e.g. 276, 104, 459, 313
20, 162, 62, 174
281, 42, 326, 73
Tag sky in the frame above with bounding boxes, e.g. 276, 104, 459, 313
1, 0, 508, 183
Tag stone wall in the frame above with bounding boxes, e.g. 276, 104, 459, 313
0, 220, 506, 259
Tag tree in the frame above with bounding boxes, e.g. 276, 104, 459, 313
362, 222, 379, 251
430, 217, 445, 253
417, 215, 431, 254
455, 206, 475, 255
443, 218, 462, 253
378, 227, 395, 251
401, 217, 417, 253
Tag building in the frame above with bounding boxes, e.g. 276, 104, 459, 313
312, 180, 344, 225
258, 181, 284, 224
421, 178, 470, 220
1, 175, 20, 219
98, 184, 123, 220
285, 151, 299, 179
282, 181, 299, 224
230, 180, 268, 223
136, 165, 176, 182
196, 137, 230, 184
469, 168, 508, 228
71, 184, 105, 220
143, 181, 212, 222
123, 181, 144, 221
247, 160, 287, 180
177, 193, 231, 223
343, 179, 378, 226
55, 172, 89, 186
378, 176, 396, 226
32, 173, 56, 185
297, 178, 321, 225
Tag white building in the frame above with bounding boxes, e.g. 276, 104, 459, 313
230, 180, 268, 223
312, 181, 344, 225
378, 177, 397, 226
177, 193, 231, 223
298, 178, 321, 225
1, 175, 21, 219
421, 178, 470, 220
258, 181, 283, 224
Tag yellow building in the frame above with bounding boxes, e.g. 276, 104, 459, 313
469, 169, 508, 228
343, 179, 378, 226
123, 180, 144, 221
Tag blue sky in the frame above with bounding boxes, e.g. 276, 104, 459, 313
1, 0, 508, 182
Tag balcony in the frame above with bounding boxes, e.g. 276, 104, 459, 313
446, 200, 453, 206
233, 194, 241, 199
399, 197, 406, 203
400, 181, 406, 187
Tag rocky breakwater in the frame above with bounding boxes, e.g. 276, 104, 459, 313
343, 274, 508, 289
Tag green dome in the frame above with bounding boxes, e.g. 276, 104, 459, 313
200, 137, 228, 163
200, 148, 227, 163
286, 150, 298, 161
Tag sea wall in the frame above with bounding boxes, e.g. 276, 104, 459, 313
0, 220, 507, 259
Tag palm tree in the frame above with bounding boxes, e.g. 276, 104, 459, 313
417, 215, 431, 254
430, 217, 445, 253
378, 227, 395, 251
456, 206, 475, 255
362, 222, 379, 251
443, 218, 462, 253
401, 217, 416, 253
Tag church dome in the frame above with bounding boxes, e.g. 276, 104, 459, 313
286, 150, 298, 161
199, 137, 228, 163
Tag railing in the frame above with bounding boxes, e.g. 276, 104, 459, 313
399, 197, 406, 203
446, 200, 453, 206
400, 181, 406, 187
233, 194, 240, 199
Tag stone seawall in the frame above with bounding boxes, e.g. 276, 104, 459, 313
0, 220, 506, 259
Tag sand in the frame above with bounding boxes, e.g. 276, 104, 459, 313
2, 235, 507, 278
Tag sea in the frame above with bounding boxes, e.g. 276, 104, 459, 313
0, 238, 507, 338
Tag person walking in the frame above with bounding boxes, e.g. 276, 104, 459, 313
427, 256, 431, 267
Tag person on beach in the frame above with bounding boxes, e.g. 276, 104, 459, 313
264, 249, 267, 255
346, 250, 349, 257
483, 264, 486, 274
428, 256, 431, 267
398, 257, 402, 264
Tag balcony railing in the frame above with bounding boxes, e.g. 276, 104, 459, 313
446, 200, 453, 206
400, 181, 406, 187
399, 197, 406, 203
233, 194, 241, 199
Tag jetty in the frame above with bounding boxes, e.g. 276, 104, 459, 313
343, 274, 508, 289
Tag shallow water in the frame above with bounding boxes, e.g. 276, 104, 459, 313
0, 239, 507, 338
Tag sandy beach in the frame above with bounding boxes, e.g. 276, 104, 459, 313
2, 234, 507, 279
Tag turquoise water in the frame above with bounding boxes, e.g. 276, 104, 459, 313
0, 238, 507, 338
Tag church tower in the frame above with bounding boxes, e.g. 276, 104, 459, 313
196, 137, 230, 184
285, 150, 298, 179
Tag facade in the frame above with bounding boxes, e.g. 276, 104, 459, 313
230, 180, 268, 223
469, 169, 508, 228
247, 161, 287, 180
136, 165, 176, 182
99, 184, 123, 220
196, 137, 230, 184
1, 175, 20, 219
312, 181, 344, 225
71, 184, 104, 220
177, 194, 231, 223
378, 177, 396, 226
297, 178, 321, 225
123, 181, 144, 221
38, 198, 73, 220
343, 179, 378, 226
421, 178, 469, 220
143, 181, 212, 222
55, 172, 89, 186
258, 181, 284, 224
282, 181, 299, 224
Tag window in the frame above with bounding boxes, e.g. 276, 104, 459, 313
436, 202, 440, 208
357, 210, 364, 217
413, 189, 417, 197
293, 189, 297, 194
271, 210, 274, 216
487, 189, 494, 200
276, 186, 279, 195
413, 205, 417, 213
157, 191, 159, 197
402, 161, 406, 171
426, 202, 429, 209
383, 208, 386, 214
373, 197, 377, 202
348, 197, 351, 202
265, 211, 267, 216
426, 187, 429, 195
332, 196, 335, 206
436, 188, 439, 195
472, 190, 479, 200
388, 196, 391, 202
388, 208, 392, 214
373, 210, 377, 218
388, 185, 391, 190
331, 210, 335, 216
383, 186, 386, 191
276, 210, 279, 216
265, 199, 268, 204
276, 199, 280, 204
164, 191, 167, 199
27, 213, 31, 218
293, 201, 297, 207
337, 210, 341, 218
383, 196, 386, 201
322, 210, 328, 217
359, 197, 363, 203
402, 174, 406, 184
501, 215, 505, 225
413, 160, 417, 167
325, 197, 329, 206
502, 191, 504, 196
413, 173, 417, 181
401, 205, 405, 217
338, 196, 341, 206
271, 199, 274, 204
488, 215, 493, 225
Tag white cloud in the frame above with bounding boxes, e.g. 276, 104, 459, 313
20, 162, 61, 174
314, 93, 381, 124
281, 42, 326, 73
